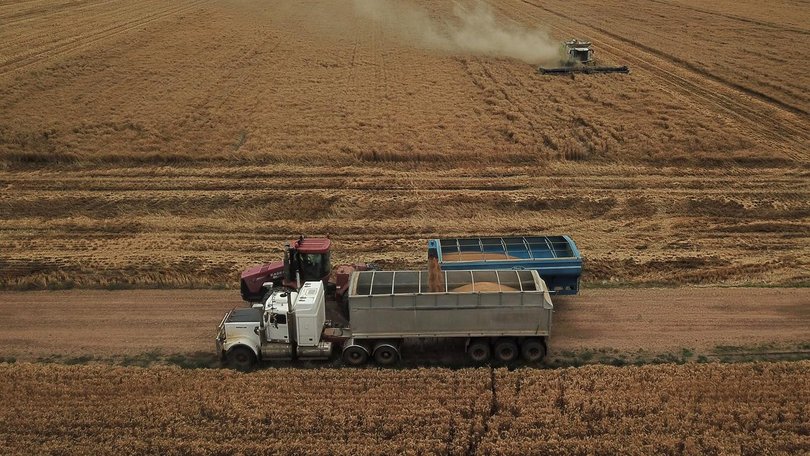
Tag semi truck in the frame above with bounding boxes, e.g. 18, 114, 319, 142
427, 236, 582, 294
216, 269, 554, 370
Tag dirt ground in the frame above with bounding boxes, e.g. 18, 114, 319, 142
1, 288, 806, 363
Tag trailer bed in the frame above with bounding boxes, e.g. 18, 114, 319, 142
427, 236, 582, 294
347, 270, 553, 339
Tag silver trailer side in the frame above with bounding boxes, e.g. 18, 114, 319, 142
347, 270, 553, 339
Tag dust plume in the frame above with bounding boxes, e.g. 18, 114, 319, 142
351, 0, 558, 64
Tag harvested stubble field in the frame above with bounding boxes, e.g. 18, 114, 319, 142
1, 1, 809, 452
0, 0, 809, 292
1, 164, 808, 290
0, 361, 807, 455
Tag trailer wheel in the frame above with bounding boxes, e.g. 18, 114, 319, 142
226, 346, 257, 372
342, 344, 369, 366
373, 342, 400, 366
520, 338, 546, 362
467, 339, 491, 363
494, 339, 519, 363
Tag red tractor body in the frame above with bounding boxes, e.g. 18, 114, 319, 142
240, 237, 372, 303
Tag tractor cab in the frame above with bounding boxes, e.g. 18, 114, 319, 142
284, 236, 332, 284
240, 235, 373, 304
240, 236, 332, 302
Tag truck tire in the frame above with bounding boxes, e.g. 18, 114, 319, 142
372, 342, 400, 366
520, 338, 546, 362
467, 339, 491, 363
342, 344, 369, 366
226, 346, 257, 372
494, 339, 519, 363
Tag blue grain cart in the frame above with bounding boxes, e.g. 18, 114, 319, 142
427, 236, 582, 294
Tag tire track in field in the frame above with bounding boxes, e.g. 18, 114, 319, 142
0, 0, 115, 26
516, 0, 809, 161
455, 52, 535, 150
522, 1, 810, 118
592, 42, 809, 159
0, 1, 202, 66
487, 0, 801, 162
0, 0, 207, 77
339, 19, 381, 157
474, 58, 538, 149
455, 57, 492, 138
0, 1, 150, 58
0, 0, 161, 55
371, 21, 392, 145
518, 0, 810, 120
337, 11, 362, 144
646, 0, 810, 36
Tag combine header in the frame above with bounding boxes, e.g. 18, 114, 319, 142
538, 39, 629, 75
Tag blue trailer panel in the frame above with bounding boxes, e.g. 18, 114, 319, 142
427, 236, 582, 294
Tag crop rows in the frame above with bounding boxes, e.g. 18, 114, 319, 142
0, 364, 492, 456
0, 362, 807, 455
1, 0, 803, 167
480, 362, 810, 454
2, 164, 807, 291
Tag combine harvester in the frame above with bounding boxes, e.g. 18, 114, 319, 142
538, 39, 629, 75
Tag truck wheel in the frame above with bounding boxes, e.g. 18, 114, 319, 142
226, 346, 257, 372
520, 339, 546, 362
494, 339, 519, 363
373, 342, 400, 366
342, 345, 369, 366
467, 339, 491, 363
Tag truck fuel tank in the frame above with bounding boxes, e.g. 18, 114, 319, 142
296, 342, 333, 360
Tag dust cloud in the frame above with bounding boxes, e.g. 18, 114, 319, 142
351, 0, 558, 64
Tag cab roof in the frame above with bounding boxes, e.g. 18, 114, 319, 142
291, 237, 331, 254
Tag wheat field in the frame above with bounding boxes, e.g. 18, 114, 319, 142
1, 0, 807, 292
0, 361, 807, 455
1, 1, 808, 453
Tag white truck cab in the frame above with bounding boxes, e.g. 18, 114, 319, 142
264, 289, 294, 343
216, 281, 332, 370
